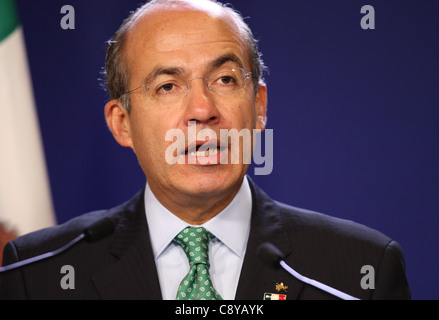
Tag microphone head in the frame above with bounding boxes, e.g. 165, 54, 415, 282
258, 242, 285, 269
84, 218, 115, 243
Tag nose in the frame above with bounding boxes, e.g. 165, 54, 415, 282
182, 78, 220, 126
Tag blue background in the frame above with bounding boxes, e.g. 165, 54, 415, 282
14, 0, 439, 299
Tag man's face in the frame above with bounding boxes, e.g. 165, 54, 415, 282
106, 3, 267, 210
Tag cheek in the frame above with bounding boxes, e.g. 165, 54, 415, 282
129, 108, 180, 163
222, 98, 256, 129
128, 112, 159, 156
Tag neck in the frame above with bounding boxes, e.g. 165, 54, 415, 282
148, 178, 244, 225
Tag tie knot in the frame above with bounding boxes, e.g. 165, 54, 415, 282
174, 227, 212, 266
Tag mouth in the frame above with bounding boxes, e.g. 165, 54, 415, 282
184, 143, 226, 156
182, 140, 228, 164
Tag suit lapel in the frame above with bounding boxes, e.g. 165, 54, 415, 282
90, 179, 303, 300
92, 189, 162, 299
235, 178, 303, 300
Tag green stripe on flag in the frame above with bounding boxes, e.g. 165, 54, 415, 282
0, 0, 19, 42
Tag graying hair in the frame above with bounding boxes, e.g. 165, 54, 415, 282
103, 0, 266, 113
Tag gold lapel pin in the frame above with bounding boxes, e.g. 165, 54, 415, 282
263, 281, 288, 300
275, 282, 288, 293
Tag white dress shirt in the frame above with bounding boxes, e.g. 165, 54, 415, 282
144, 176, 252, 300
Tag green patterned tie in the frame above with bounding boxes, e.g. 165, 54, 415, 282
174, 227, 223, 300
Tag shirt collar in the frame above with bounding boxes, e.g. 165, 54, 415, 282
144, 176, 252, 260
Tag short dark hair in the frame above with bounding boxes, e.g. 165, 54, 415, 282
103, 0, 266, 113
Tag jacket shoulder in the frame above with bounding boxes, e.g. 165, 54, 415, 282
5, 190, 142, 261
274, 201, 410, 299
8, 210, 106, 261
276, 201, 393, 247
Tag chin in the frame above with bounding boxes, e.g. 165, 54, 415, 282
176, 164, 245, 196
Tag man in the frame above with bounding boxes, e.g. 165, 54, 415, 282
0, 0, 410, 300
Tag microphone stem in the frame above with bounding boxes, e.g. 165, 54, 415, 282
0, 233, 85, 273
279, 260, 360, 300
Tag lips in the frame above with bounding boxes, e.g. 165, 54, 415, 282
183, 140, 227, 157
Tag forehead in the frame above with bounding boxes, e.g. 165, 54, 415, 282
124, 3, 249, 74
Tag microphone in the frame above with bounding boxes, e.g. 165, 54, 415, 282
0, 218, 115, 274
83, 218, 115, 242
258, 242, 360, 300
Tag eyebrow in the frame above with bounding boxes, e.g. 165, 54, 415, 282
208, 53, 244, 71
143, 66, 186, 85
143, 53, 245, 84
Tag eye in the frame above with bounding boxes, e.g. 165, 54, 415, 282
157, 83, 177, 94
216, 76, 236, 85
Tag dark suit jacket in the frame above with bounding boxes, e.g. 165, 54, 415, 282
0, 179, 410, 299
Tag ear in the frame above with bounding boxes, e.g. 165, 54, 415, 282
104, 99, 133, 148
255, 83, 268, 132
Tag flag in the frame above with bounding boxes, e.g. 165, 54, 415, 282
0, 0, 55, 238
263, 292, 287, 300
